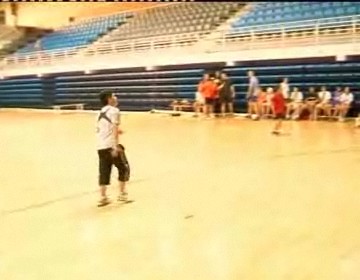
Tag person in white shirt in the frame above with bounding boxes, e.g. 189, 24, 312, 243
305, 87, 319, 121
193, 90, 204, 117
286, 87, 304, 120
337, 87, 354, 122
96, 90, 130, 207
247, 70, 260, 119
314, 86, 332, 120
330, 87, 343, 119
280, 77, 290, 99
258, 87, 274, 119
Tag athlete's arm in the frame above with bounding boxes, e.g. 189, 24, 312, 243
111, 127, 120, 158
113, 124, 119, 145
111, 109, 120, 151
218, 81, 224, 90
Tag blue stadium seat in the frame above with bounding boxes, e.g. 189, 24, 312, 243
229, 1, 360, 33
2, 62, 358, 114
15, 13, 133, 54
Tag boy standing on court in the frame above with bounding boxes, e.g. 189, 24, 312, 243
96, 90, 130, 207
272, 87, 286, 135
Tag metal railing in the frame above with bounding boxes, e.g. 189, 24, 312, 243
1, 15, 359, 70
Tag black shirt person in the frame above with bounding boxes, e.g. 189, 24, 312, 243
219, 72, 235, 117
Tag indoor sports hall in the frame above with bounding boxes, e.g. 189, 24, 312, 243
0, 2, 360, 280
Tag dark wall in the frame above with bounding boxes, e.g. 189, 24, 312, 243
0, 57, 359, 114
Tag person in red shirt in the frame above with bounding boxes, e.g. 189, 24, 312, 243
197, 73, 209, 116
198, 74, 218, 118
272, 87, 286, 135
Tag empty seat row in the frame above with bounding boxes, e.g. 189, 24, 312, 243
230, 2, 359, 33
14, 12, 134, 54
102, 2, 243, 43
257, 1, 354, 10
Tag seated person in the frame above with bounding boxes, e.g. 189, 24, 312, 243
314, 86, 332, 120
258, 87, 274, 118
337, 87, 354, 122
171, 99, 191, 112
330, 87, 343, 119
286, 87, 304, 120
171, 100, 181, 111
304, 87, 318, 120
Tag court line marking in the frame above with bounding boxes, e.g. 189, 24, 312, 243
0, 178, 149, 217
2, 146, 359, 217
270, 146, 360, 159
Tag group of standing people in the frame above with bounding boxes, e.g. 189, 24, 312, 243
195, 71, 236, 118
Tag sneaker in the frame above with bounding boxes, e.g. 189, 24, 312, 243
272, 130, 280, 135
118, 192, 128, 202
97, 197, 110, 207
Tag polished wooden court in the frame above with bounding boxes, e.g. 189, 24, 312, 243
0, 110, 360, 280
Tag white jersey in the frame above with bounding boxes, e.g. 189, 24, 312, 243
318, 91, 331, 103
248, 76, 259, 96
96, 105, 120, 150
290, 91, 303, 103
340, 93, 354, 104
280, 82, 289, 99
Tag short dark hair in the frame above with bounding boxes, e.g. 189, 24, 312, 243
99, 90, 112, 106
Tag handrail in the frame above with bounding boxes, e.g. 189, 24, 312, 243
4, 30, 206, 61
1, 14, 359, 69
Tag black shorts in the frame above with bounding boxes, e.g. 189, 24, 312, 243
274, 113, 285, 120
98, 144, 130, 186
205, 98, 215, 105
219, 95, 233, 104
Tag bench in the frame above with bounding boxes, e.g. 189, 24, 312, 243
52, 103, 85, 111
170, 100, 194, 112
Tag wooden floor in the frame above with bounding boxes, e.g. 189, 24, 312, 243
1, 110, 360, 280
